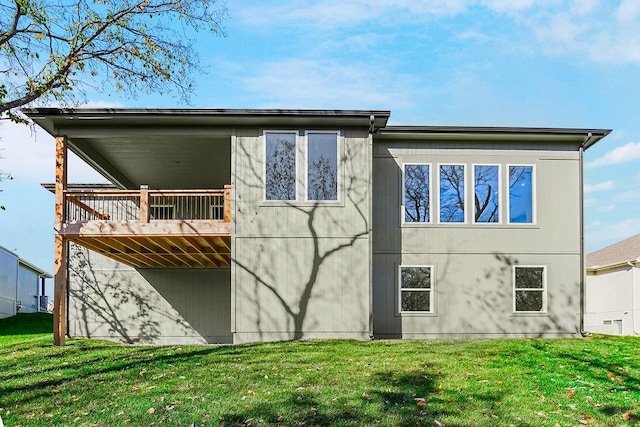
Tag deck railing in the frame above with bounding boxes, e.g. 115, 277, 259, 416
64, 185, 231, 223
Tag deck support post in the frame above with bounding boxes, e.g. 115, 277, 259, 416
140, 185, 150, 223
224, 185, 231, 223
53, 135, 68, 346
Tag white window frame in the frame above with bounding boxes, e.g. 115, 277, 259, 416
437, 163, 467, 224
513, 265, 547, 313
401, 163, 432, 225
304, 130, 341, 203
472, 164, 501, 224
506, 164, 536, 225
398, 265, 434, 314
263, 130, 300, 202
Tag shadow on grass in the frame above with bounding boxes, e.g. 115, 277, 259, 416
216, 368, 513, 427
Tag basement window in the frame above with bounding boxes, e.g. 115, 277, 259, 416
513, 266, 546, 313
399, 265, 433, 313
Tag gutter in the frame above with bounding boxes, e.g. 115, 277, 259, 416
579, 133, 593, 337
368, 115, 375, 339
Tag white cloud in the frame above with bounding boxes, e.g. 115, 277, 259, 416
616, 0, 640, 25
587, 218, 640, 252
0, 123, 107, 184
597, 203, 617, 213
584, 180, 614, 192
480, 0, 537, 15
236, 1, 640, 65
238, 0, 470, 29
615, 189, 640, 202
586, 141, 640, 168
237, 58, 417, 109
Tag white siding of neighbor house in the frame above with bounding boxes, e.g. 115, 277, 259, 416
585, 266, 639, 335
0, 248, 18, 318
68, 244, 232, 344
231, 128, 372, 343
372, 139, 582, 338
16, 264, 41, 313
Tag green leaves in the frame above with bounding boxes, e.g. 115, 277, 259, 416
0, 0, 228, 119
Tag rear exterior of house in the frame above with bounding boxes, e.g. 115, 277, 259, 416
24, 108, 610, 344
0, 245, 51, 318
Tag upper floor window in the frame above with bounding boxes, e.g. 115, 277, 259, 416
265, 132, 297, 201
403, 164, 431, 223
508, 165, 534, 224
473, 165, 500, 223
306, 132, 338, 201
439, 164, 465, 223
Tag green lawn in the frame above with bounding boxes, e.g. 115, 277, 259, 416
0, 314, 638, 426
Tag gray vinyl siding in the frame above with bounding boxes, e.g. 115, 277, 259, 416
68, 244, 232, 344
372, 139, 581, 337
231, 128, 372, 343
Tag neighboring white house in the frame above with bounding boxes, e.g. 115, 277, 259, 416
0, 245, 52, 319
586, 233, 640, 335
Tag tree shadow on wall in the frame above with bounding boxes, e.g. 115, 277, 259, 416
232, 131, 370, 340
68, 244, 193, 344
459, 253, 577, 337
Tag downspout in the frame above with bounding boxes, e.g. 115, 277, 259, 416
627, 260, 639, 334
579, 133, 593, 337
368, 114, 375, 339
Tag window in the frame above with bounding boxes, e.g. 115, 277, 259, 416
513, 266, 546, 313
403, 164, 431, 223
399, 266, 433, 313
439, 164, 465, 223
603, 319, 623, 334
307, 132, 338, 201
473, 165, 500, 223
265, 132, 297, 201
508, 165, 534, 224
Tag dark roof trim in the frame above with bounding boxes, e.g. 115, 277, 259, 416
376, 126, 612, 149
22, 108, 392, 131
41, 183, 116, 193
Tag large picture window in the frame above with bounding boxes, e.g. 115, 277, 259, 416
403, 164, 430, 223
265, 132, 297, 201
473, 165, 500, 223
513, 266, 546, 313
439, 164, 465, 223
508, 165, 534, 223
307, 132, 338, 201
399, 266, 433, 313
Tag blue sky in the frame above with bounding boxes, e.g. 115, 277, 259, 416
1, 0, 640, 295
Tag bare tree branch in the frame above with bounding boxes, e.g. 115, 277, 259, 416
0, 0, 227, 118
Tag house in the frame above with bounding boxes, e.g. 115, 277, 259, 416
585, 233, 640, 335
23, 108, 611, 345
0, 245, 51, 319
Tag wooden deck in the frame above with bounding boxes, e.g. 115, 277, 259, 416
61, 186, 232, 269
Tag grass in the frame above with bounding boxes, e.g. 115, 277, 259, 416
0, 314, 639, 426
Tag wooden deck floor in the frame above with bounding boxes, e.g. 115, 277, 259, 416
62, 220, 231, 268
